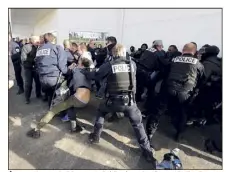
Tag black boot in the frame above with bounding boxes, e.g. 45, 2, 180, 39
88, 133, 100, 144
175, 132, 184, 142
42, 94, 48, 102
70, 120, 83, 133
17, 87, 24, 95
26, 128, 41, 138
25, 98, 30, 104
36, 94, 42, 99
142, 148, 157, 168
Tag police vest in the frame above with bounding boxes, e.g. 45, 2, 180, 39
107, 59, 136, 95
167, 55, 199, 91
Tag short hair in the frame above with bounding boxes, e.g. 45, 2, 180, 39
169, 45, 178, 51
106, 36, 117, 44
63, 39, 71, 48
141, 43, 148, 49
183, 43, 196, 54
80, 57, 91, 68
44, 33, 55, 43
191, 42, 197, 49
30, 36, 40, 43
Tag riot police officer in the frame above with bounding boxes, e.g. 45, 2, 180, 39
35, 33, 68, 107
82, 44, 156, 164
146, 43, 205, 142
191, 45, 222, 123
21, 36, 42, 104
9, 34, 24, 94
95, 36, 117, 68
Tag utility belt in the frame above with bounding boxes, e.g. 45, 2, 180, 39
107, 93, 135, 106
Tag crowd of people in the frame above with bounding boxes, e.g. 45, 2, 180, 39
9, 33, 222, 169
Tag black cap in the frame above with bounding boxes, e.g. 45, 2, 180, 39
106, 36, 117, 44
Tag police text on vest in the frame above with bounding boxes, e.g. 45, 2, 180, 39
112, 64, 132, 73
36, 49, 51, 57
173, 56, 198, 64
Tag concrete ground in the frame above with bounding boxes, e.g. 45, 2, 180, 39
8, 60, 222, 170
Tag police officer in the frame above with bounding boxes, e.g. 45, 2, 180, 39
95, 36, 117, 68
21, 36, 42, 104
144, 40, 167, 111
191, 45, 222, 123
35, 33, 68, 107
94, 36, 117, 93
9, 34, 24, 94
146, 43, 205, 142
82, 44, 156, 164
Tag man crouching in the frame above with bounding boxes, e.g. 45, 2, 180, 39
27, 57, 92, 138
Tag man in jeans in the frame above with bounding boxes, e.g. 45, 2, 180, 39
21, 36, 41, 104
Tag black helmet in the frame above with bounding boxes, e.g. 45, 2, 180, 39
205, 45, 220, 56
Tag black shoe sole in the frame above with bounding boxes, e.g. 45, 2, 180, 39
88, 134, 100, 144
26, 129, 41, 139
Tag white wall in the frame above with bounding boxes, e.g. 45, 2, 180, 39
122, 9, 222, 56
32, 9, 222, 56
57, 9, 122, 46
12, 24, 33, 39
34, 10, 59, 37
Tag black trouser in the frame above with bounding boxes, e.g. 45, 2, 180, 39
145, 72, 164, 114
136, 69, 148, 101
40, 76, 58, 107
13, 61, 24, 89
146, 88, 190, 140
24, 67, 41, 100
192, 86, 222, 120
92, 97, 153, 154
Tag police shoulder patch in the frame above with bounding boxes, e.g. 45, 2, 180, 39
173, 56, 198, 65
15, 47, 20, 53
36, 48, 51, 57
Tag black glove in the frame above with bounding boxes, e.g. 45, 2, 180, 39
81, 69, 95, 80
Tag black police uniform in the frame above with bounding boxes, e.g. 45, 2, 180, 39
83, 57, 156, 163
9, 40, 24, 94
144, 49, 167, 112
135, 49, 158, 102
146, 53, 205, 141
193, 46, 222, 122
21, 43, 41, 103
35, 42, 68, 107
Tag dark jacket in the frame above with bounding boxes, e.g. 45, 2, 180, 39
69, 68, 92, 93
166, 54, 205, 92
35, 42, 67, 77
202, 56, 222, 81
9, 41, 21, 64
21, 43, 37, 68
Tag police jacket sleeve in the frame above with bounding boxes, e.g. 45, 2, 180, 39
203, 61, 214, 81
21, 44, 32, 62
95, 62, 112, 81
196, 62, 205, 89
10, 42, 21, 63
56, 45, 68, 74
